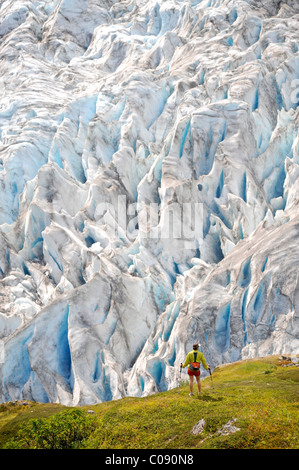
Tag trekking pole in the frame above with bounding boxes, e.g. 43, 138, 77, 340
209, 367, 215, 390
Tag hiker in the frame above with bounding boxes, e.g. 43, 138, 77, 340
180, 343, 210, 397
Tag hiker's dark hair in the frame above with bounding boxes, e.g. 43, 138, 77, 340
193, 343, 199, 350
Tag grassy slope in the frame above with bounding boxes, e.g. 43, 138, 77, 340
0, 355, 298, 449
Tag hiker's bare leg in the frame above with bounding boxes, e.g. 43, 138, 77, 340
196, 376, 201, 393
189, 376, 194, 394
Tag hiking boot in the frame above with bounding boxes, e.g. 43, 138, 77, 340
189, 393, 194, 397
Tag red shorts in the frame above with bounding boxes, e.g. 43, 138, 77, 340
188, 368, 200, 377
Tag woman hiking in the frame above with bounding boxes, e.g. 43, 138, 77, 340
180, 343, 210, 397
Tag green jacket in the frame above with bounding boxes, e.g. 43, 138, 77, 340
182, 350, 209, 370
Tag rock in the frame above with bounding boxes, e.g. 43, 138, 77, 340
217, 419, 241, 436
191, 419, 206, 436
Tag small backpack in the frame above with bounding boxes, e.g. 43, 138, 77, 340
188, 351, 200, 371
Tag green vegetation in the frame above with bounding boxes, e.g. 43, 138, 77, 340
0, 356, 298, 449
2, 408, 97, 449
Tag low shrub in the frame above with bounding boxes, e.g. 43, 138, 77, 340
4, 408, 97, 449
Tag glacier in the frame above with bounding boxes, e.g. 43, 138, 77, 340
0, 0, 298, 405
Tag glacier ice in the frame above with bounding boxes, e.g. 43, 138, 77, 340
0, 0, 298, 405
